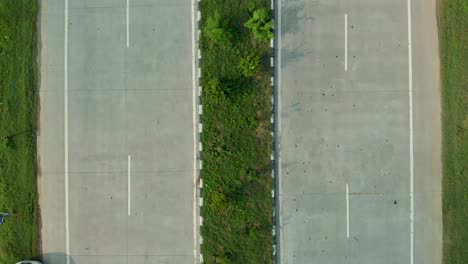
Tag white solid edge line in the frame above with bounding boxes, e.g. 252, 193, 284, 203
407, 0, 414, 263
64, 1, 70, 263
191, 0, 198, 262
277, 0, 284, 262
344, 13, 347, 71
346, 184, 350, 238
128, 155, 131, 216
126, 0, 129, 48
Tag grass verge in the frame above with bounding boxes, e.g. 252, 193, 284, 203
200, 0, 274, 263
0, 1, 40, 262
438, 1, 468, 263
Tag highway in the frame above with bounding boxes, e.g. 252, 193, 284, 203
37, 0, 442, 263
38, 0, 199, 263
275, 0, 442, 263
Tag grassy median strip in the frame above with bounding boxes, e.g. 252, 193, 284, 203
0, 1, 39, 262
439, 1, 468, 263
200, 0, 274, 263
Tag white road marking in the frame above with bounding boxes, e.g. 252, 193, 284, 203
191, 0, 198, 262
407, 0, 414, 263
346, 184, 350, 238
277, 0, 284, 261
126, 0, 129, 48
127, 155, 131, 216
344, 13, 348, 71
64, 0, 70, 263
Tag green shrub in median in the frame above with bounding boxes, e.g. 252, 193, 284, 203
239, 54, 261, 77
205, 78, 227, 104
244, 8, 274, 43
205, 10, 231, 45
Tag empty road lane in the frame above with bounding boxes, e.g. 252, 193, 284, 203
38, 0, 199, 263
275, 0, 442, 263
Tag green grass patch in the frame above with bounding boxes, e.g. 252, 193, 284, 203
438, 0, 468, 263
0, 1, 40, 262
200, 0, 274, 263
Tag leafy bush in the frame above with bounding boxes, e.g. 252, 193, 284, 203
0, 137, 8, 152
244, 8, 274, 43
205, 77, 227, 104
239, 54, 261, 77
205, 11, 230, 44
210, 191, 228, 212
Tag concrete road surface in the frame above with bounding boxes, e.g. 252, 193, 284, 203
275, 0, 442, 263
38, 0, 198, 263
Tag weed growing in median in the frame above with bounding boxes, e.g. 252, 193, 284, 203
240, 54, 261, 77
